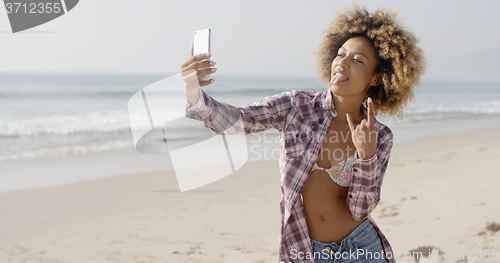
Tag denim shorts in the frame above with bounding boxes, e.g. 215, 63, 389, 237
310, 219, 388, 263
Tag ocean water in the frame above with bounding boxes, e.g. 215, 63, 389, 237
1, 72, 500, 163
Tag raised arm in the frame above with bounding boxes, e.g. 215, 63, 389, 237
181, 44, 293, 134
346, 131, 393, 220
346, 98, 394, 220
185, 88, 293, 134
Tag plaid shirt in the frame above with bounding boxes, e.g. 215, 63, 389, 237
185, 88, 396, 263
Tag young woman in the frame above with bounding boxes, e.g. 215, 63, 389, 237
182, 5, 425, 263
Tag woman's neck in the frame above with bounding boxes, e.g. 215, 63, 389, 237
329, 90, 365, 123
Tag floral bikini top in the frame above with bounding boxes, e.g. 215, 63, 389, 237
310, 152, 357, 187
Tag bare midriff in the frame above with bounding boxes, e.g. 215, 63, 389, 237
302, 119, 365, 244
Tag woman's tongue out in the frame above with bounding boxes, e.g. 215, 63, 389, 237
331, 73, 349, 85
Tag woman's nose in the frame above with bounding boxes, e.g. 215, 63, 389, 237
337, 57, 349, 69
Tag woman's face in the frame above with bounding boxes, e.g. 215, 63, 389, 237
329, 36, 379, 98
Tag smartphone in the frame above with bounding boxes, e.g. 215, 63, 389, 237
193, 29, 212, 81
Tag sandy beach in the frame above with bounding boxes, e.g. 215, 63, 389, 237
1, 128, 499, 263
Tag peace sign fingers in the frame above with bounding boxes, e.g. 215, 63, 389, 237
345, 99, 378, 160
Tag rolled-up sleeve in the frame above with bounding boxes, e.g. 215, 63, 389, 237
347, 130, 393, 221
186, 88, 207, 112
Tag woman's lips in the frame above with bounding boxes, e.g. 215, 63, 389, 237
331, 73, 349, 85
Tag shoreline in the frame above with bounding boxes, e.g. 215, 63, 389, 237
2, 114, 500, 194
1, 127, 500, 262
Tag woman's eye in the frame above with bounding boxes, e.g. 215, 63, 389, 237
354, 58, 363, 63
336, 54, 344, 57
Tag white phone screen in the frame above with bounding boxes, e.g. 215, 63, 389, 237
194, 29, 211, 81
194, 29, 211, 55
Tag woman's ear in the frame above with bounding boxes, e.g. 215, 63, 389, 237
370, 74, 379, 87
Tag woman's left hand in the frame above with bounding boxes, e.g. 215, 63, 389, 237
346, 97, 378, 160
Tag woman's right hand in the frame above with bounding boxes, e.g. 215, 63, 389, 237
181, 43, 217, 105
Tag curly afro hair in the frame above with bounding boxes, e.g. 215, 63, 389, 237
315, 5, 426, 118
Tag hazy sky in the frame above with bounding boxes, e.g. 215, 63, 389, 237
1, 0, 500, 81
